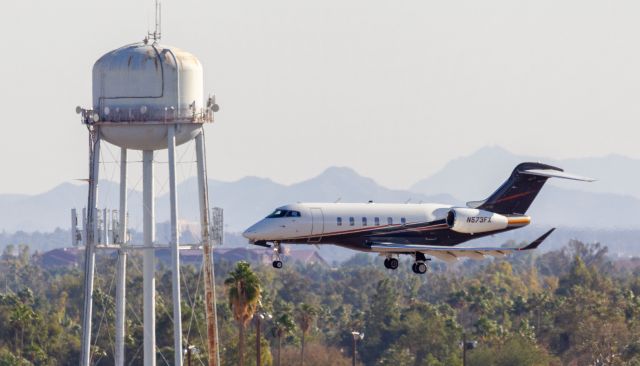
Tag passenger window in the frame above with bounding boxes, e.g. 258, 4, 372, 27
374, 217, 380, 226
349, 217, 355, 226
401, 217, 406, 225
387, 217, 393, 225
362, 217, 367, 226
337, 217, 342, 226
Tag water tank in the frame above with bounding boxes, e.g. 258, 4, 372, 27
92, 42, 211, 150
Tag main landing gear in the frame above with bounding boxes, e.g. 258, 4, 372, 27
383, 254, 430, 274
412, 262, 428, 274
411, 252, 430, 274
383, 257, 399, 270
272, 241, 283, 269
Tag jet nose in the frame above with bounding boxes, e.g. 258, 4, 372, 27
243, 223, 260, 241
243, 228, 255, 240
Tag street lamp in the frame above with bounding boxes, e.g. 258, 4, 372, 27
460, 333, 478, 366
254, 311, 273, 366
351, 331, 364, 366
183, 344, 199, 366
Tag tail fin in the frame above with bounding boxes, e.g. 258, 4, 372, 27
467, 162, 594, 215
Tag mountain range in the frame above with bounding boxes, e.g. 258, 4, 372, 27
1, 146, 639, 237
412, 146, 640, 200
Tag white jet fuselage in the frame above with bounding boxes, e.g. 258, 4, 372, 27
244, 202, 450, 241
243, 202, 528, 249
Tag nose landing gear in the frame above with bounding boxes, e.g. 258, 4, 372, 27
272, 241, 284, 269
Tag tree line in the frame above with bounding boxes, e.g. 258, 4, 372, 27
1, 239, 640, 365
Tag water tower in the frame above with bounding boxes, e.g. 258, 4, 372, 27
76, 6, 220, 365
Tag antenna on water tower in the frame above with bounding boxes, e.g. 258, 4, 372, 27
149, 0, 161, 42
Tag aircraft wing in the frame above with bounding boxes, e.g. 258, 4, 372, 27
368, 228, 555, 263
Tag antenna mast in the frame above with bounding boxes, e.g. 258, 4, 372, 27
149, 0, 161, 41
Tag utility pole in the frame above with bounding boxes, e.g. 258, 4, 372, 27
80, 129, 100, 366
197, 132, 220, 366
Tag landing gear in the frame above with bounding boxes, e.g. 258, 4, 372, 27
412, 262, 428, 274
384, 257, 399, 270
272, 241, 284, 269
412, 252, 429, 274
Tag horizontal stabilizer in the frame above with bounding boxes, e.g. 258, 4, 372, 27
369, 228, 554, 262
520, 169, 596, 182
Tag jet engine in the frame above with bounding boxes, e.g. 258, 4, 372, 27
446, 208, 508, 234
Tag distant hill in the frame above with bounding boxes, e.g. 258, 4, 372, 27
0, 181, 144, 233
411, 146, 640, 200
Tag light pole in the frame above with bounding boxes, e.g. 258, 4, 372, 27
184, 344, 199, 366
255, 311, 273, 366
351, 331, 364, 366
463, 332, 466, 366
461, 332, 477, 366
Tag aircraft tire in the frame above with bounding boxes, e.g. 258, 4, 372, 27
416, 262, 427, 274
272, 260, 283, 269
383, 258, 391, 269
388, 258, 399, 270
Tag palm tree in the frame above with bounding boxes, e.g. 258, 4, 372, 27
272, 313, 296, 366
224, 261, 261, 366
296, 303, 318, 366
10, 302, 35, 358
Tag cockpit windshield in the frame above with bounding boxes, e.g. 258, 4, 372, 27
266, 210, 287, 218
266, 209, 301, 218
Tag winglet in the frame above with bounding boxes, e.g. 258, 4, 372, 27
519, 228, 555, 251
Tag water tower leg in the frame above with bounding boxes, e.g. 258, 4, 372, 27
168, 125, 183, 365
143, 150, 156, 366
115, 148, 128, 366
80, 131, 101, 366
195, 130, 220, 366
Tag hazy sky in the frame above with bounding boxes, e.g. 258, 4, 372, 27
1, 0, 639, 194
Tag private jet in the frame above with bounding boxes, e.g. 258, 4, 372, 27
243, 163, 594, 274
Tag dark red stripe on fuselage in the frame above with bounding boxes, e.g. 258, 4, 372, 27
284, 220, 449, 242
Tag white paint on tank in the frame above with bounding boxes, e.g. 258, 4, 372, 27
92, 42, 206, 150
